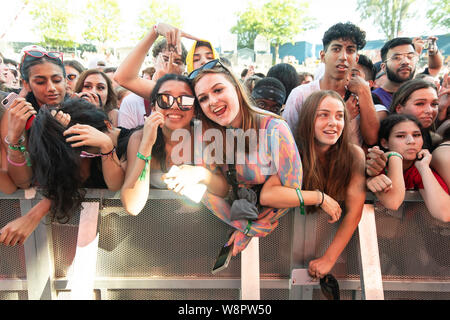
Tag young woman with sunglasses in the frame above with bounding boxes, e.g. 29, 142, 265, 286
367, 114, 449, 222
0, 98, 131, 246
164, 59, 303, 257
120, 74, 229, 216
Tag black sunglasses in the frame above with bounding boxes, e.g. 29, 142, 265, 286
156, 93, 195, 111
187, 59, 225, 80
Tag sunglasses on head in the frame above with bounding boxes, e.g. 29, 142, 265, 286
187, 59, 226, 80
156, 93, 195, 111
67, 73, 77, 81
22, 50, 63, 64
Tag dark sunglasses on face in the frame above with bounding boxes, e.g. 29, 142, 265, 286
156, 93, 195, 111
187, 59, 225, 80
67, 74, 77, 81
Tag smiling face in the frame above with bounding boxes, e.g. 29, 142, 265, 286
23, 61, 66, 107
81, 73, 108, 108
154, 80, 195, 131
194, 72, 242, 128
321, 38, 359, 81
381, 120, 423, 161
395, 87, 439, 129
314, 96, 346, 148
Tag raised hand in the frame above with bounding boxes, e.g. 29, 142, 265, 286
6, 98, 36, 144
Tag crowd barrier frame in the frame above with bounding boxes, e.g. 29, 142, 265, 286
0, 189, 449, 300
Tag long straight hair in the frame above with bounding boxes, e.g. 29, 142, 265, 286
296, 90, 353, 201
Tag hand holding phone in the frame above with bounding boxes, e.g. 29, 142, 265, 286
1, 92, 19, 109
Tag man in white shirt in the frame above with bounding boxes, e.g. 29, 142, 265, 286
282, 22, 380, 147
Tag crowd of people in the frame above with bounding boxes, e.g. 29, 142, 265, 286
0, 20, 448, 280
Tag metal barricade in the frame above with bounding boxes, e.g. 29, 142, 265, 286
0, 189, 449, 300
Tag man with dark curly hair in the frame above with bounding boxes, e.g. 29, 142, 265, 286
283, 22, 380, 146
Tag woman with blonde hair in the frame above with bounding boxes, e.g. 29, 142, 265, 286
165, 59, 303, 256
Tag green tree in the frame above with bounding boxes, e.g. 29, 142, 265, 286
135, 0, 184, 40
28, 0, 76, 50
230, 4, 263, 50
231, 0, 316, 62
82, 0, 121, 46
357, 0, 417, 40
426, 0, 450, 29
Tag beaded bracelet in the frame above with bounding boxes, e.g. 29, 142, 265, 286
136, 152, 152, 181
295, 188, 305, 215
4, 136, 25, 149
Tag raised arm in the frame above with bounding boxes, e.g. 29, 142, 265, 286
1, 98, 37, 188
114, 23, 200, 99
415, 149, 450, 222
120, 112, 164, 216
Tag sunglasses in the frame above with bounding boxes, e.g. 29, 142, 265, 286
67, 74, 77, 81
156, 93, 195, 111
22, 50, 63, 63
80, 150, 102, 158
187, 59, 225, 80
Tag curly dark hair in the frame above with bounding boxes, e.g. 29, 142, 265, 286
322, 22, 366, 52
28, 98, 109, 223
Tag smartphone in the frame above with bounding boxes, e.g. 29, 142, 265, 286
423, 39, 436, 51
212, 243, 233, 274
1, 92, 19, 109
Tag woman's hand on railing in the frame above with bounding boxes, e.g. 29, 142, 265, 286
308, 255, 335, 279
0, 213, 40, 246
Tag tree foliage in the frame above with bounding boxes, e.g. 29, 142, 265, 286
136, 0, 184, 40
28, 0, 76, 49
231, 0, 316, 61
82, 0, 121, 45
357, 0, 416, 40
426, 0, 450, 29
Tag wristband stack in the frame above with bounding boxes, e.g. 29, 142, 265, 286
5, 136, 31, 167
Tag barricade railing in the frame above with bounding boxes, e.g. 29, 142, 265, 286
0, 189, 449, 300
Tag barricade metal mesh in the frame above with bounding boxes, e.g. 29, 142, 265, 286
374, 201, 450, 280
0, 200, 26, 279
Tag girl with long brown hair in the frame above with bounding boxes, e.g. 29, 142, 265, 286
260, 90, 366, 279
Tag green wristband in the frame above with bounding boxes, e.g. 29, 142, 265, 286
386, 151, 403, 162
295, 188, 305, 215
136, 152, 152, 181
